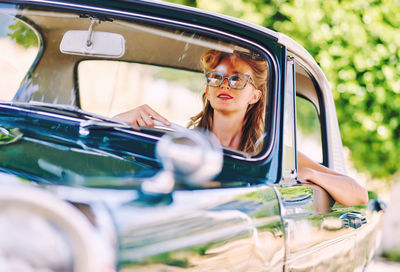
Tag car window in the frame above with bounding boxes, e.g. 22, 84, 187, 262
0, 13, 40, 101
296, 96, 323, 163
78, 61, 204, 127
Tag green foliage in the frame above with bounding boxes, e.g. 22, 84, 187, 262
8, 20, 38, 49
269, 0, 400, 178
168, 0, 197, 7
125, 251, 189, 267
166, 0, 400, 178
382, 249, 400, 262
368, 190, 378, 200
296, 96, 320, 135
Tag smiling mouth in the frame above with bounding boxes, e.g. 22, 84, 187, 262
217, 94, 233, 100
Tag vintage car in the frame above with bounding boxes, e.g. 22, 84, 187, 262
0, 0, 384, 271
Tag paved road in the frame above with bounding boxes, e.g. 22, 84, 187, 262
366, 257, 400, 272
366, 180, 400, 272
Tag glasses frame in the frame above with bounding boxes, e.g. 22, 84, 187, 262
205, 71, 256, 90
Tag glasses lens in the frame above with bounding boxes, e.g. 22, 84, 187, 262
206, 72, 223, 86
229, 74, 248, 89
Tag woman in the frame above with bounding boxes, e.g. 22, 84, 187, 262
113, 50, 368, 206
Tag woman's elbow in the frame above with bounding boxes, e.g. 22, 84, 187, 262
359, 187, 369, 205
348, 178, 369, 206
337, 185, 368, 207
344, 186, 368, 206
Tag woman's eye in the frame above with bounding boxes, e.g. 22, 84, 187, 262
209, 78, 219, 84
231, 75, 242, 81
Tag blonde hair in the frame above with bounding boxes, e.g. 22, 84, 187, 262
189, 50, 269, 153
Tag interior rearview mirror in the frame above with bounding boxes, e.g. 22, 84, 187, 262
60, 30, 125, 58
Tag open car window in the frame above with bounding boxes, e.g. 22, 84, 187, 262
296, 96, 323, 163
1, 5, 273, 157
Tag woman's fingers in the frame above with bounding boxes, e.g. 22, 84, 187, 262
140, 110, 154, 127
143, 105, 170, 126
136, 118, 144, 127
297, 178, 311, 184
112, 104, 170, 127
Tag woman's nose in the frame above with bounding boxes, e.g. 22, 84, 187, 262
220, 78, 230, 89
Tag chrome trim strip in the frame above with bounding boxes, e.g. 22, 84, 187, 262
272, 185, 288, 266
0, 104, 82, 122
113, 127, 160, 141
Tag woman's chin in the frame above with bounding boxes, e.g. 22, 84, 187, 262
213, 105, 248, 116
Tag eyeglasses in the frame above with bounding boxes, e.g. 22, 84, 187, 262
205, 71, 256, 90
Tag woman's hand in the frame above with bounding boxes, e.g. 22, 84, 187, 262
112, 104, 170, 127
297, 166, 315, 184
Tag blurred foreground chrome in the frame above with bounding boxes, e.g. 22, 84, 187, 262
0, 179, 116, 272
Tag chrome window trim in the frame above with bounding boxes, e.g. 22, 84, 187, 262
6, 0, 281, 163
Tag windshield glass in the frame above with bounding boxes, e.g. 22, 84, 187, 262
0, 4, 273, 157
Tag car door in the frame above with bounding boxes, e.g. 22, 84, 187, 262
114, 184, 285, 271
278, 56, 378, 271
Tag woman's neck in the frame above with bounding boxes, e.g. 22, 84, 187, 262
212, 110, 245, 149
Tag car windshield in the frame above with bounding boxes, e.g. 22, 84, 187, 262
0, 3, 273, 157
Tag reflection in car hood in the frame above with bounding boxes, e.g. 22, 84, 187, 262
111, 186, 284, 270
0, 126, 23, 145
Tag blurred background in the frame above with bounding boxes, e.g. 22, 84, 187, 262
164, 0, 400, 268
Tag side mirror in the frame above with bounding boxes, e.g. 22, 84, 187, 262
141, 130, 223, 196
157, 130, 223, 186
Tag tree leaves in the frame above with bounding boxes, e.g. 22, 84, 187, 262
7, 20, 38, 49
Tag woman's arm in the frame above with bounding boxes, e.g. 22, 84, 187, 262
113, 104, 170, 127
297, 151, 368, 206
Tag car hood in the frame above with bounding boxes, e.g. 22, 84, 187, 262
0, 104, 161, 188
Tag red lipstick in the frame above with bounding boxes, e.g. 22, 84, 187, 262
217, 93, 233, 100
